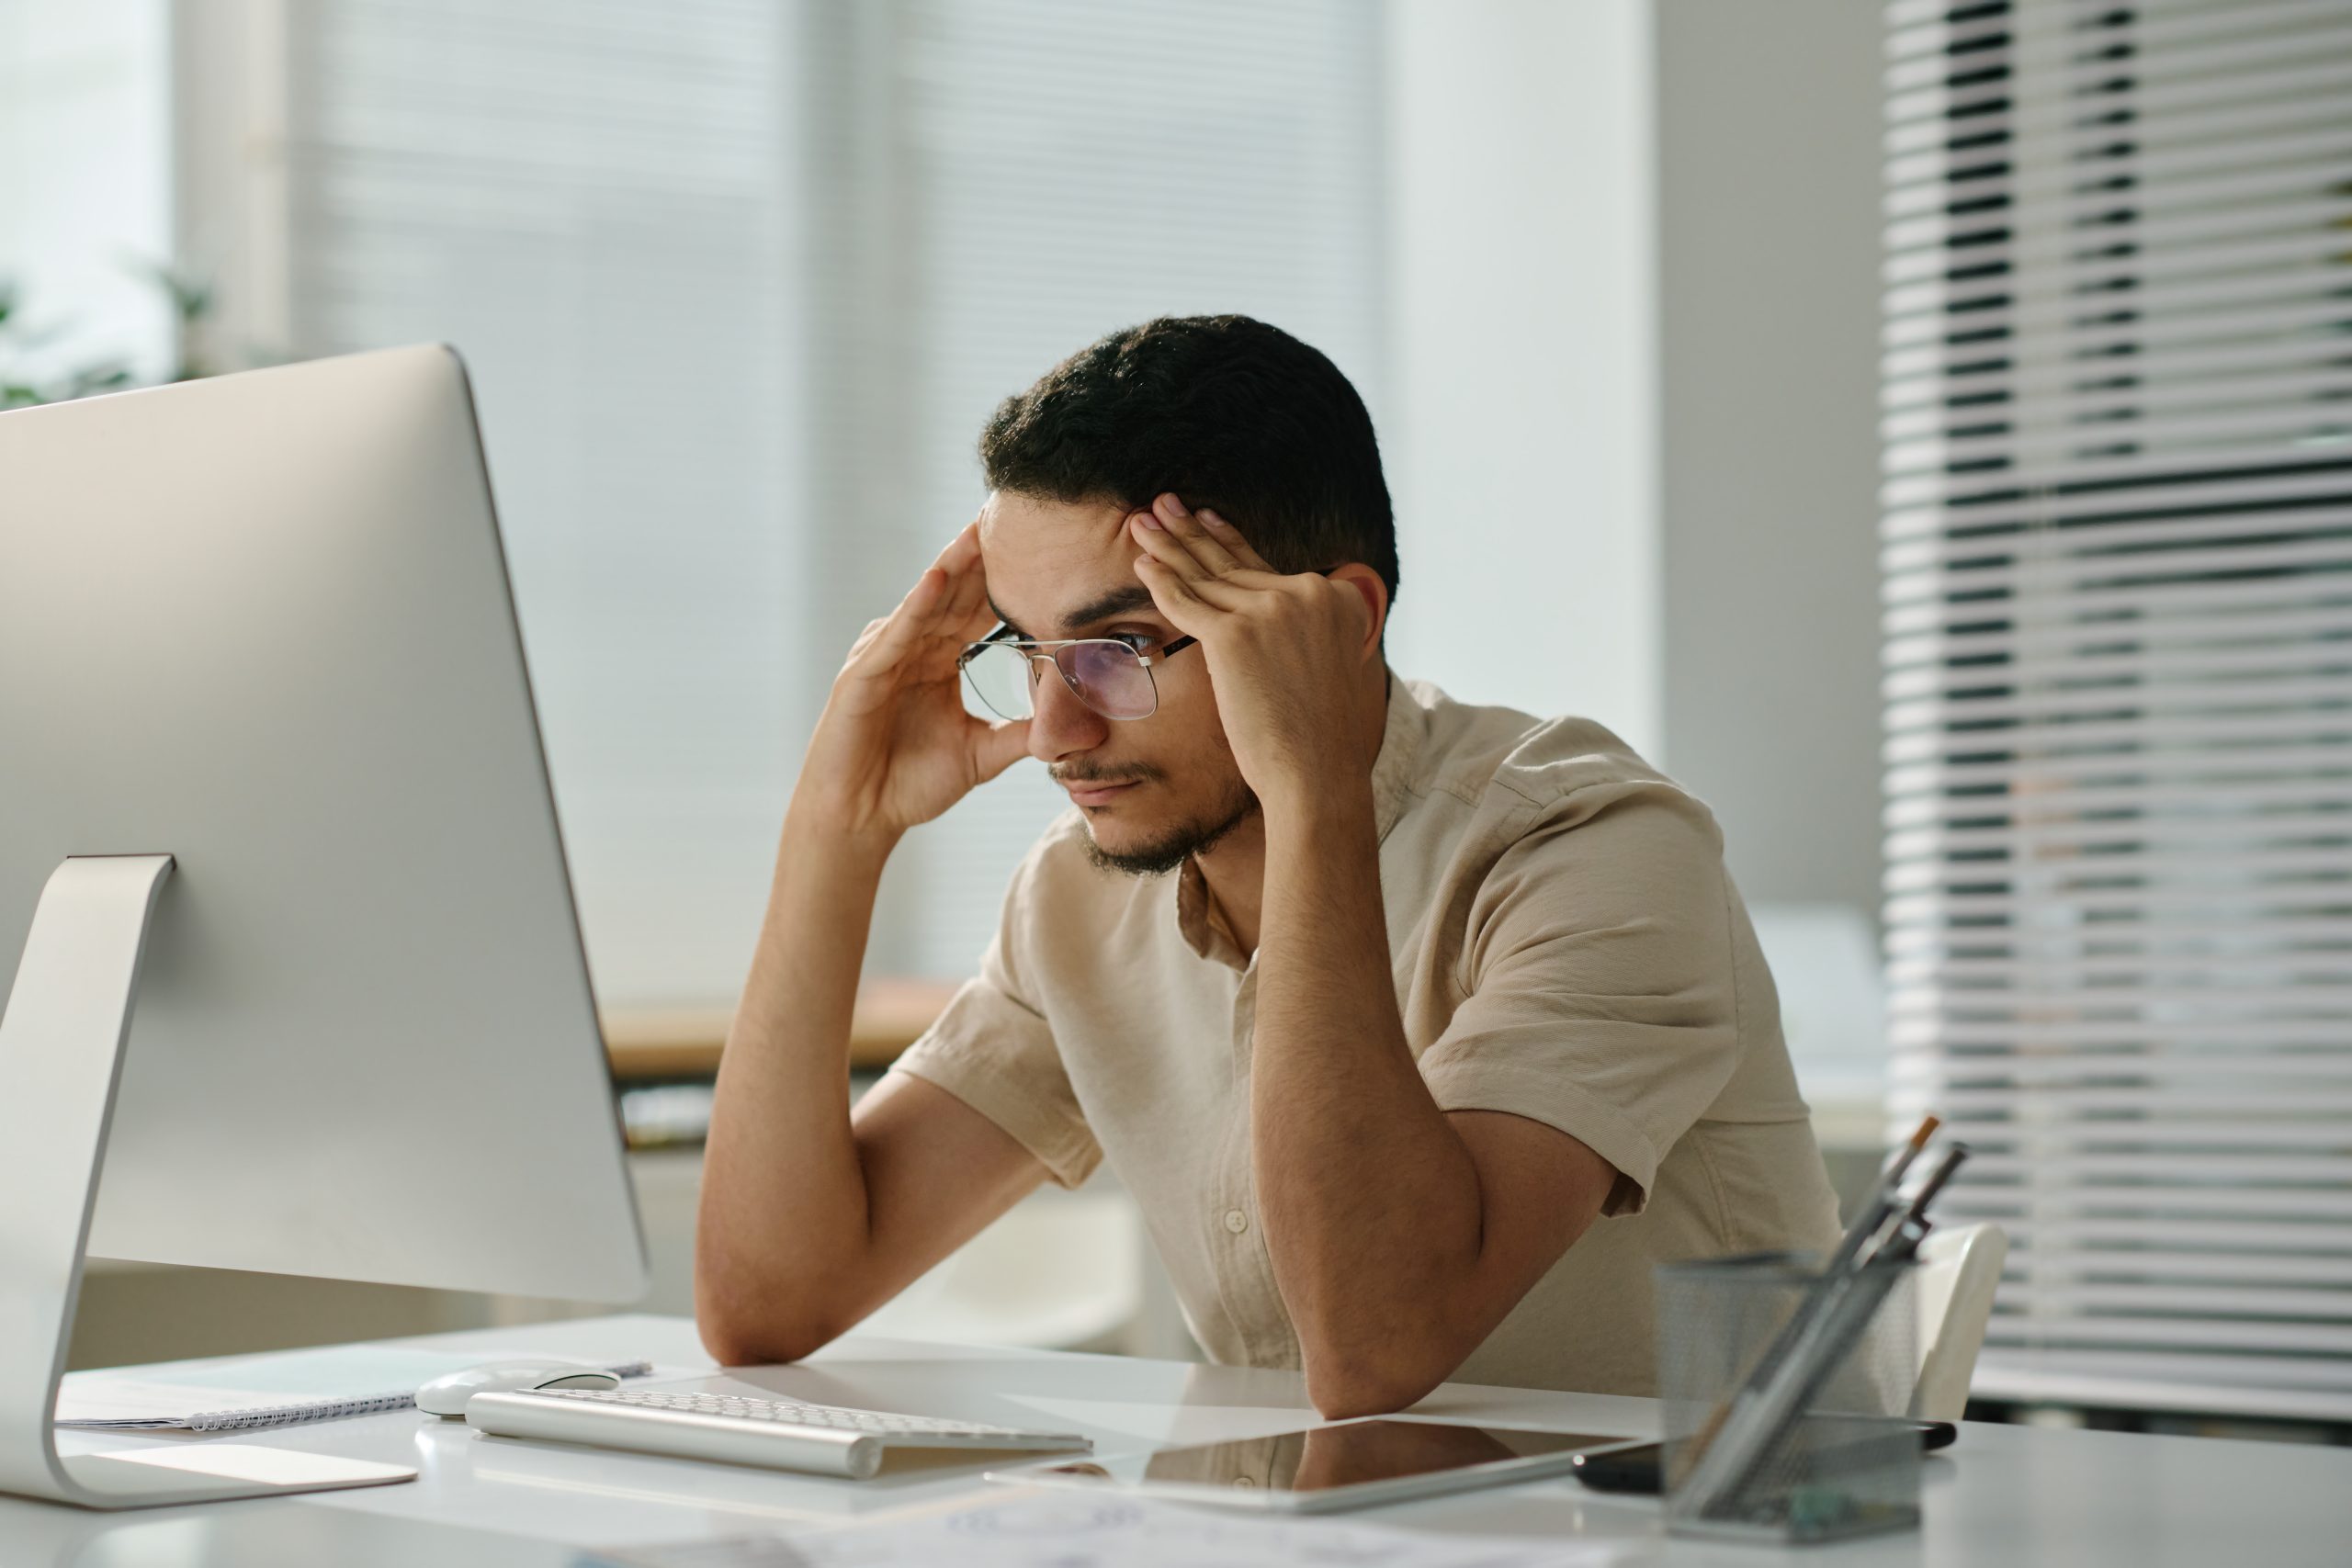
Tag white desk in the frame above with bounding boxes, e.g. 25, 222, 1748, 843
10, 1314, 2346, 1565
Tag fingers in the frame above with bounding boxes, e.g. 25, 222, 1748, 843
941, 548, 993, 628
1144, 493, 1244, 576
948, 592, 1000, 648
969, 715, 1032, 784
893, 561, 951, 625
1133, 493, 1288, 588
1194, 507, 1275, 573
854, 565, 947, 670
1132, 542, 1250, 624
1130, 543, 1215, 634
898, 521, 997, 641
1149, 493, 1281, 577
854, 519, 994, 678
930, 516, 982, 575
1130, 509, 1250, 606
930, 524, 988, 614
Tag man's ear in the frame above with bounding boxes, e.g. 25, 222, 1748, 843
1329, 564, 1389, 656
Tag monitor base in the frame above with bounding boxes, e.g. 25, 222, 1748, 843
59, 1448, 417, 1506
0, 855, 418, 1509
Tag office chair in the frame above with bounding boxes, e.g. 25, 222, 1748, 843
1909, 1221, 2008, 1422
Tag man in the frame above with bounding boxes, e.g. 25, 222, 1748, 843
696, 315, 1841, 1414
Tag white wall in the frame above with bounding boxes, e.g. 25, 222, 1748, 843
1382, 0, 1661, 759
1385, 0, 1883, 921
1653, 0, 1883, 915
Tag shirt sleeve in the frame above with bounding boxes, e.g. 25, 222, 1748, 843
884, 836, 1103, 1190
1417, 785, 1747, 1217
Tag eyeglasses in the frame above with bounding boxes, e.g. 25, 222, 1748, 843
957, 627, 1199, 722
962, 570, 1342, 722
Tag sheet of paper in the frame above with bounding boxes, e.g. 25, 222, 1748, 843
590, 1494, 1628, 1568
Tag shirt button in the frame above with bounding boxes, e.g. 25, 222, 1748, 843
1232, 1474, 1257, 1488
1223, 1209, 1250, 1235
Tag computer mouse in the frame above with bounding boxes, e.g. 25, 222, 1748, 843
415, 1358, 620, 1418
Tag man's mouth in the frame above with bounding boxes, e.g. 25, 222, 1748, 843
1063, 777, 1141, 807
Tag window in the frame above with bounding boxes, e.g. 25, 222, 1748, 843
280, 0, 1384, 999
0, 2, 173, 394
1881, 0, 2352, 1421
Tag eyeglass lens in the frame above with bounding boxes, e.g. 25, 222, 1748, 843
961, 641, 1158, 722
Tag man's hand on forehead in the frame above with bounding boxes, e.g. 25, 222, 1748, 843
1127, 491, 1384, 811
787, 511, 1029, 844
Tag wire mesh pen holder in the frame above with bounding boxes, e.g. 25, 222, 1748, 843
1657, 1251, 1921, 1545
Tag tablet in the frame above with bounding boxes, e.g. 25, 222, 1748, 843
988, 1418, 1646, 1514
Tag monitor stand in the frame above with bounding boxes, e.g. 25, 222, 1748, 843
0, 855, 417, 1508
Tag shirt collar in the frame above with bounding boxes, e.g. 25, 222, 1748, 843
1174, 671, 1425, 968
1367, 669, 1427, 842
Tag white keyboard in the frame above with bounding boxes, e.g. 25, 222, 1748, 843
464, 1385, 1091, 1480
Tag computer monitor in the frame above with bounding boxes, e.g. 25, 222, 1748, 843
0, 346, 648, 1507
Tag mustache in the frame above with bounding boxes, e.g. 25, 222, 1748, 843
1051, 762, 1162, 786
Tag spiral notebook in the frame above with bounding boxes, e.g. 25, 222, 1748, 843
55, 1345, 652, 1432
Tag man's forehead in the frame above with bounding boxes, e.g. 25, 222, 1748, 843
978, 491, 1157, 634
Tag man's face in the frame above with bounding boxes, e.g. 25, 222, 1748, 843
976, 489, 1255, 874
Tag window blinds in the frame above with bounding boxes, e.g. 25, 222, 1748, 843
1880, 0, 2352, 1419
283, 2, 816, 1008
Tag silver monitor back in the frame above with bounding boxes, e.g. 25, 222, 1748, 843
0, 346, 646, 1303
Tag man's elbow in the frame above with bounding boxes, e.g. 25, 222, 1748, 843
695, 1303, 840, 1369
694, 1269, 843, 1369
1303, 1349, 1447, 1421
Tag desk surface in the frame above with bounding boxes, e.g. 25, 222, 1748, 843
12, 1314, 2348, 1565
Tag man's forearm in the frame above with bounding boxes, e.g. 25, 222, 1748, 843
1250, 788, 1491, 1411
695, 805, 896, 1360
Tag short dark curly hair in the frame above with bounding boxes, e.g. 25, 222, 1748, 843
978, 315, 1398, 610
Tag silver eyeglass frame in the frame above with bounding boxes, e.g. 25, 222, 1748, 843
955, 627, 1199, 722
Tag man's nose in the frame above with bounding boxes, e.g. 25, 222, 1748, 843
1026, 658, 1108, 762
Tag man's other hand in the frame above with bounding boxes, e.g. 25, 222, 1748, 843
1127, 493, 1387, 817
793, 518, 1030, 848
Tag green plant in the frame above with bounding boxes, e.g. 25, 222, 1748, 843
0, 261, 221, 409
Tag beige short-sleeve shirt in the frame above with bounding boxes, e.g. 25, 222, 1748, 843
889, 677, 1843, 1397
